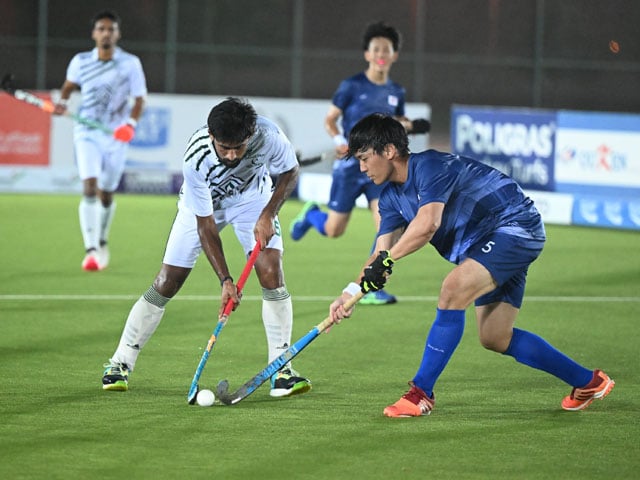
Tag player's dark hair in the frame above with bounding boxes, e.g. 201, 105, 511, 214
362, 21, 401, 51
208, 97, 257, 144
91, 10, 121, 29
348, 113, 410, 158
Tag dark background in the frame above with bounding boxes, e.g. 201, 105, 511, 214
1, 0, 639, 139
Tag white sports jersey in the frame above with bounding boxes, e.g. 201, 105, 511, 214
179, 116, 298, 216
66, 47, 147, 131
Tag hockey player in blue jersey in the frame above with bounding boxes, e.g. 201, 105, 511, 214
330, 113, 614, 417
290, 21, 429, 306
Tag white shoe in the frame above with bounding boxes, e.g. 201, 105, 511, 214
82, 251, 100, 271
97, 244, 110, 270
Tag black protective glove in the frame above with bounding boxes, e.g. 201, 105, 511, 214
360, 250, 395, 293
411, 118, 431, 134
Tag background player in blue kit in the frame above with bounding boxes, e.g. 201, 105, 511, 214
290, 22, 429, 306
330, 113, 614, 417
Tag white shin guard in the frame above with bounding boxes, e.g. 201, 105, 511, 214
262, 287, 293, 365
100, 202, 116, 245
79, 196, 100, 251
111, 296, 165, 371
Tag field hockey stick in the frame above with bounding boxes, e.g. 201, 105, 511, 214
186, 243, 261, 405
216, 290, 364, 405
1, 73, 114, 135
410, 118, 431, 134
296, 149, 336, 167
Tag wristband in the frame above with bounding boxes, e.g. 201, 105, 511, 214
220, 276, 233, 286
332, 134, 347, 147
57, 98, 68, 106
342, 282, 361, 296
126, 118, 138, 128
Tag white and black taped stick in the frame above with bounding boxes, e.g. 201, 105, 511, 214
187, 243, 261, 405
297, 149, 335, 167
1, 73, 114, 135
216, 290, 365, 405
296, 123, 428, 167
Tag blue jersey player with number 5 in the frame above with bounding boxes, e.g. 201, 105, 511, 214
329, 113, 614, 417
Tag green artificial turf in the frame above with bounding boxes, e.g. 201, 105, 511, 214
0, 194, 638, 479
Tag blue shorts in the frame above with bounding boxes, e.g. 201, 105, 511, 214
468, 230, 545, 309
328, 157, 383, 213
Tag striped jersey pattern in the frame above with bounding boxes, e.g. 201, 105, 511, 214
178, 116, 298, 216
66, 47, 147, 130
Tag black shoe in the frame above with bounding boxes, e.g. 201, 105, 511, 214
269, 368, 311, 397
102, 363, 129, 391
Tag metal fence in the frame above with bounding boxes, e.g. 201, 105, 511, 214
1, 0, 639, 135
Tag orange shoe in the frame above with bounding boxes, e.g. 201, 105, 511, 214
383, 382, 435, 418
561, 369, 615, 411
82, 251, 100, 271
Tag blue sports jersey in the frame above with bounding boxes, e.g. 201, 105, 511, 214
331, 72, 406, 206
378, 150, 545, 264
332, 72, 406, 137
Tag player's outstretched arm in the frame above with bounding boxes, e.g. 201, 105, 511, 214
330, 231, 397, 324
196, 214, 238, 315
388, 202, 444, 261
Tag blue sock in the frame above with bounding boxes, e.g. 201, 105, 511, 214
503, 328, 593, 387
306, 208, 327, 236
413, 309, 466, 397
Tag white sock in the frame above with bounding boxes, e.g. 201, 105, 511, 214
100, 202, 116, 245
79, 196, 100, 251
110, 292, 167, 371
262, 287, 293, 366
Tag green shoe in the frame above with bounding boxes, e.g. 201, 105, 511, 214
359, 290, 397, 305
102, 363, 129, 391
290, 201, 320, 241
270, 368, 312, 397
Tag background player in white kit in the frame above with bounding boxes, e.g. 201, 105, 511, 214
102, 98, 312, 398
53, 10, 147, 271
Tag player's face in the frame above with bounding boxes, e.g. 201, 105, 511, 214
92, 19, 120, 50
364, 37, 398, 72
354, 147, 394, 185
211, 137, 250, 168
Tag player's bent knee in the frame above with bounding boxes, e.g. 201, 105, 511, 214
323, 222, 346, 238
153, 265, 191, 298
438, 285, 472, 310
325, 229, 344, 238
479, 335, 510, 353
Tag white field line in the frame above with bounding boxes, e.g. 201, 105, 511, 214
0, 294, 639, 302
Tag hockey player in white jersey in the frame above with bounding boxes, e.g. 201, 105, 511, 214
53, 10, 147, 271
102, 98, 311, 398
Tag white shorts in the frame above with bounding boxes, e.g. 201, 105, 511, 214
74, 131, 128, 191
163, 194, 284, 268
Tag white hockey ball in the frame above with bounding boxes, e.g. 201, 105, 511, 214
196, 389, 215, 407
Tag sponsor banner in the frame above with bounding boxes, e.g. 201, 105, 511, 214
572, 194, 640, 230
117, 170, 183, 194
0, 93, 429, 194
523, 190, 573, 226
451, 105, 556, 191
125, 104, 173, 170
555, 110, 640, 196
0, 92, 51, 166
53, 92, 430, 173
0, 166, 81, 193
